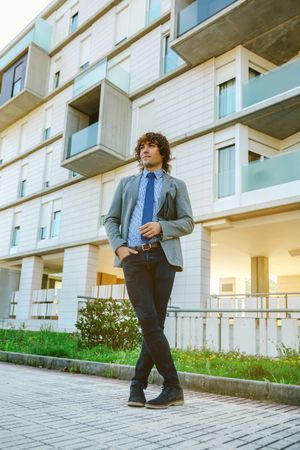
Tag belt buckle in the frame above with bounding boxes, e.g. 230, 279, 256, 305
141, 243, 152, 251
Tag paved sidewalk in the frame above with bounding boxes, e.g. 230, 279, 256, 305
0, 363, 299, 450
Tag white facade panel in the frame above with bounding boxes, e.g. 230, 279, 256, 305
130, 27, 161, 91
78, 0, 111, 25
155, 61, 215, 139
0, 165, 19, 205
90, 11, 115, 64
60, 177, 101, 243
18, 199, 41, 252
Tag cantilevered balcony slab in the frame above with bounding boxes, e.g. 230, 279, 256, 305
240, 58, 300, 139
0, 44, 50, 131
171, 0, 300, 66
61, 79, 131, 177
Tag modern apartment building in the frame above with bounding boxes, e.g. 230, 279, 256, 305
0, 0, 299, 332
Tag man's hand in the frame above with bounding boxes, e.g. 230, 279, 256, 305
116, 246, 138, 261
139, 221, 162, 239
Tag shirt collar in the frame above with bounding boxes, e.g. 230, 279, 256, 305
142, 168, 164, 179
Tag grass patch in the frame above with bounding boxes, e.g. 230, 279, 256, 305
0, 329, 299, 385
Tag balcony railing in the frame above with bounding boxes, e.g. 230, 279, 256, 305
242, 149, 300, 192
178, 0, 237, 37
243, 57, 300, 108
0, 18, 52, 71
30, 289, 60, 320
73, 58, 130, 97
73, 60, 107, 97
67, 122, 99, 158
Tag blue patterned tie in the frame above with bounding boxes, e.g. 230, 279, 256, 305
141, 172, 155, 242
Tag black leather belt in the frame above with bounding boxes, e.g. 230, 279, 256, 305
129, 242, 161, 252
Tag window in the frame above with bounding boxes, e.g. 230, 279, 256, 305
115, 6, 129, 45
11, 212, 21, 247
19, 164, 28, 198
40, 226, 47, 240
18, 123, 28, 153
70, 11, 79, 33
12, 226, 20, 247
163, 34, 182, 74
12, 62, 23, 97
218, 78, 236, 118
50, 210, 61, 237
43, 151, 53, 188
53, 71, 60, 89
79, 36, 91, 70
217, 145, 235, 198
248, 151, 261, 163
43, 106, 53, 141
249, 68, 261, 80
147, 0, 160, 23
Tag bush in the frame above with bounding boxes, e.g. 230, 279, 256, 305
75, 297, 141, 350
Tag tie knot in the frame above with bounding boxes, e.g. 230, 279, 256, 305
147, 172, 156, 179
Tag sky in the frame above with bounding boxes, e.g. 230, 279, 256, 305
0, 0, 52, 51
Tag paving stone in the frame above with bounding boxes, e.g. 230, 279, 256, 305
0, 362, 299, 450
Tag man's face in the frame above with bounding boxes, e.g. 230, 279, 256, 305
139, 141, 163, 171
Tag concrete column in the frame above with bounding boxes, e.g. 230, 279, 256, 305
172, 223, 211, 309
0, 269, 21, 318
17, 256, 44, 320
251, 256, 269, 294
59, 244, 98, 331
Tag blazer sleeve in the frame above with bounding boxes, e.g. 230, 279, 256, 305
159, 179, 194, 240
104, 179, 127, 253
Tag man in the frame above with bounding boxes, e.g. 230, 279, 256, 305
104, 132, 194, 409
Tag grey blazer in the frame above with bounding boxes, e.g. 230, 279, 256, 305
104, 172, 194, 271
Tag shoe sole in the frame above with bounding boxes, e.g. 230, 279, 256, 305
145, 400, 184, 409
128, 401, 145, 407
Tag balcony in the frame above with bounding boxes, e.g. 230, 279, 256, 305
0, 19, 52, 131
171, 0, 300, 66
61, 77, 131, 177
242, 149, 300, 193
241, 58, 300, 139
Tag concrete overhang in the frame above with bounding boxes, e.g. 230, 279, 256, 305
171, 0, 300, 66
60, 144, 126, 177
240, 88, 300, 140
0, 89, 43, 131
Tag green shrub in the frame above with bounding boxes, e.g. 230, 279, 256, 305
75, 297, 141, 350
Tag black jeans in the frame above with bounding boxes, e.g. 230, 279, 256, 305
121, 245, 179, 389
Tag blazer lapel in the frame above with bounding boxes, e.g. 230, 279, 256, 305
157, 174, 171, 213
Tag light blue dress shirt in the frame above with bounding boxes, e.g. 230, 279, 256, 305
127, 168, 164, 247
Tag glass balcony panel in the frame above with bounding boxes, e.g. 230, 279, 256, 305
107, 65, 130, 93
243, 58, 300, 108
73, 59, 107, 97
67, 122, 99, 158
147, 0, 161, 23
163, 50, 182, 74
0, 19, 52, 71
218, 170, 235, 198
33, 18, 53, 53
178, 0, 237, 37
242, 149, 300, 192
178, 1, 198, 36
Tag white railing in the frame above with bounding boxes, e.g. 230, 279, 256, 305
9, 291, 20, 318
90, 284, 128, 300
208, 293, 300, 318
30, 289, 60, 320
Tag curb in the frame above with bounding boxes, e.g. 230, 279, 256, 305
0, 351, 299, 406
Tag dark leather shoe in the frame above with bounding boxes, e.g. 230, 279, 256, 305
145, 386, 184, 409
128, 384, 146, 407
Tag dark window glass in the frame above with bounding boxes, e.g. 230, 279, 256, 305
70, 12, 79, 33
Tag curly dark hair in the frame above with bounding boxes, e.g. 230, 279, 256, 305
134, 132, 171, 173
